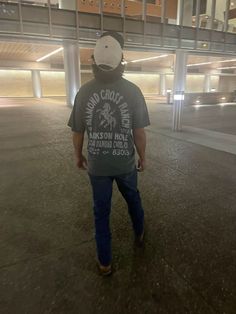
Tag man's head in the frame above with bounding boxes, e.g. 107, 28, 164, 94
94, 31, 124, 71
92, 31, 125, 82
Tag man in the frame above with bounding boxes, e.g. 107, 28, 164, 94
68, 31, 150, 276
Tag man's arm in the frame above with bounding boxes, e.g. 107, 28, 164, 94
72, 132, 87, 170
133, 128, 146, 172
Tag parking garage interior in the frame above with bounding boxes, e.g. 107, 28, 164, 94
1, 40, 236, 137
1, 0, 236, 313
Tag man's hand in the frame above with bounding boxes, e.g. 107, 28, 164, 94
137, 158, 146, 172
72, 132, 87, 170
133, 128, 147, 172
76, 154, 88, 170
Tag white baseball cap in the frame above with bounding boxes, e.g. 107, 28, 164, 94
94, 34, 123, 71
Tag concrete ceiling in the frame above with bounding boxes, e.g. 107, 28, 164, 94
0, 42, 63, 63
0, 41, 235, 72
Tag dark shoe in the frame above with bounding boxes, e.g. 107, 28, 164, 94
135, 231, 145, 248
97, 263, 113, 277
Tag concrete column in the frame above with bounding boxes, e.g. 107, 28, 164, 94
63, 42, 81, 107
160, 74, 166, 96
59, 0, 76, 10
31, 70, 42, 98
176, 0, 183, 25
172, 49, 187, 132
204, 74, 211, 92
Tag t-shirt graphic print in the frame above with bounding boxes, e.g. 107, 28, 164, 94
68, 78, 150, 176
85, 89, 132, 159
97, 103, 116, 130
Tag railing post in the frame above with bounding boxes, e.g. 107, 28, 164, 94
224, 0, 230, 32
75, 0, 79, 40
122, 0, 125, 40
48, 0, 52, 37
210, 0, 216, 30
194, 0, 201, 49
99, 0, 104, 32
18, 0, 23, 34
142, 0, 146, 45
161, 0, 166, 24
161, 0, 166, 47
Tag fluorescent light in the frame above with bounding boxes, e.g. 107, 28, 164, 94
130, 54, 169, 63
220, 58, 236, 63
36, 47, 63, 62
187, 62, 212, 67
187, 58, 236, 67
217, 66, 236, 70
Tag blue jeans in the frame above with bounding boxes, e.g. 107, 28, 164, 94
89, 169, 144, 266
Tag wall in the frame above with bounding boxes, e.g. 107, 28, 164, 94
59, 0, 76, 10
186, 75, 205, 92
210, 75, 219, 91
215, 0, 227, 21
40, 71, 66, 96
124, 73, 160, 94
165, 74, 174, 91
0, 69, 234, 98
218, 76, 236, 92
0, 70, 33, 97
183, 0, 194, 26
76, 0, 177, 18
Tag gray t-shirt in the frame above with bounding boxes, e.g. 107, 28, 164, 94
68, 77, 150, 176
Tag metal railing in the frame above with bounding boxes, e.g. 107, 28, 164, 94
0, 0, 235, 54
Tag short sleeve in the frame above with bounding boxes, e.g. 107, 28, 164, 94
67, 91, 85, 133
132, 87, 150, 129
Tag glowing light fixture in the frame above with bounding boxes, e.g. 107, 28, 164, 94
174, 94, 185, 101
217, 66, 236, 70
187, 62, 212, 67
220, 58, 236, 63
36, 47, 63, 62
187, 58, 236, 67
130, 54, 169, 63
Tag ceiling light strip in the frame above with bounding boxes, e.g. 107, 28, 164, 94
187, 58, 236, 67
220, 58, 236, 63
217, 66, 236, 70
36, 47, 63, 62
130, 54, 169, 63
187, 62, 213, 67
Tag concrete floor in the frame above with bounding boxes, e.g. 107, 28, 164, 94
1, 98, 236, 314
148, 101, 236, 136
